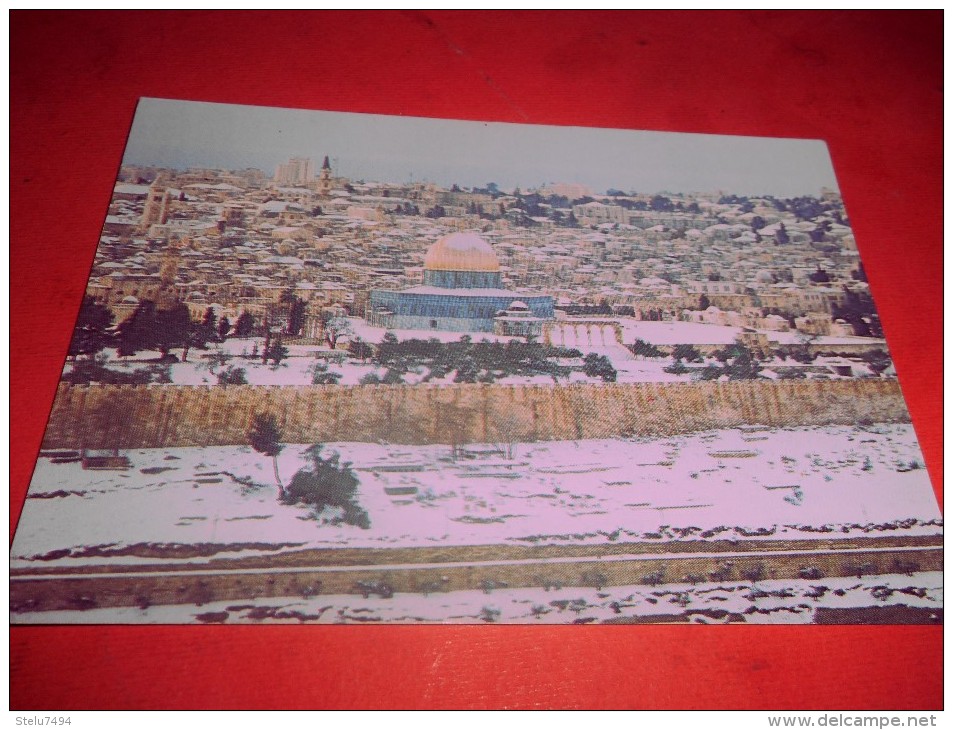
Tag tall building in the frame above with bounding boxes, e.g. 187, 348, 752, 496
367, 232, 553, 332
317, 155, 332, 196
158, 236, 184, 288
273, 157, 315, 186
138, 176, 170, 233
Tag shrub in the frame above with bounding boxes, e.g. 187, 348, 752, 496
360, 368, 404, 385
62, 360, 161, 385
217, 366, 248, 387
672, 344, 703, 363
776, 368, 807, 380
310, 362, 342, 385
283, 445, 370, 529
629, 339, 664, 358
663, 359, 689, 375
582, 353, 617, 382
696, 364, 723, 381
147, 364, 174, 383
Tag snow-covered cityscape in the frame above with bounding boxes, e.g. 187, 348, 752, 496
10, 101, 941, 624
68, 158, 891, 388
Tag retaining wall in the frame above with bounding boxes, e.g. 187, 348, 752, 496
39, 378, 910, 450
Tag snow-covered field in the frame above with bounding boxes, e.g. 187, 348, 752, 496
12, 571, 942, 626
12, 423, 940, 568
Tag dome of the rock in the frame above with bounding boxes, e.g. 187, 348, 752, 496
423, 232, 501, 272
367, 230, 552, 333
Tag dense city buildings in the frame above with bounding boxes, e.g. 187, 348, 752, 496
87, 153, 887, 383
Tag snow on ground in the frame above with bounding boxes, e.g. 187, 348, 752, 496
591, 317, 886, 350
11, 423, 940, 568
615, 319, 743, 347
64, 323, 883, 387
11, 571, 943, 626
349, 319, 509, 346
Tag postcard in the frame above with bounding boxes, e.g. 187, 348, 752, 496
10, 98, 941, 624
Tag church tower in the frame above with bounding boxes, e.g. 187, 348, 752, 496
317, 155, 332, 196
139, 175, 170, 233
156, 235, 186, 308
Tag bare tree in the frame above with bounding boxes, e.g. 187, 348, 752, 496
323, 315, 353, 350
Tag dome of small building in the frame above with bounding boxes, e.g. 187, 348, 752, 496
424, 232, 500, 272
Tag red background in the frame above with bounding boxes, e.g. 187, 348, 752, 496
10, 11, 943, 710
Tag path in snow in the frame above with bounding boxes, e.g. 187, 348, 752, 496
12, 423, 940, 570
11, 571, 942, 625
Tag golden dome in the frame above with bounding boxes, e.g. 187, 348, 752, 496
423, 232, 500, 272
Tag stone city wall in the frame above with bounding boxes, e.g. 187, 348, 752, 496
40, 379, 909, 450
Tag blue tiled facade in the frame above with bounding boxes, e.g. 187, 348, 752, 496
368, 289, 554, 332
422, 269, 502, 289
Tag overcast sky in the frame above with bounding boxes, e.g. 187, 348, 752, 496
123, 98, 840, 197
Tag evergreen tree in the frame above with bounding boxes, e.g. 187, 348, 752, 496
117, 300, 158, 357
286, 296, 307, 336
310, 362, 342, 384
810, 220, 832, 242
348, 338, 373, 363
248, 413, 285, 499
775, 223, 790, 244
234, 311, 255, 338
808, 267, 831, 283
630, 339, 664, 359
862, 349, 892, 376
154, 303, 194, 360
723, 344, 763, 380
672, 344, 703, 363
69, 297, 115, 360
663, 359, 689, 375
265, 339, 289, 366
218, 316, 232, 340
216, 365, 248, 387
582, 353, 617, 382
375, 331, 400, 367
201, 307, 218, 343
698, 364, 723, 381
453, 357, 480, 383
283, 444, 369, 529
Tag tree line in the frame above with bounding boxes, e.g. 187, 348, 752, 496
358, 334, 616, 384
69, 296, 263, 364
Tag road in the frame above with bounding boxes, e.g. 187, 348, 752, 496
10, 534, 942, 613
